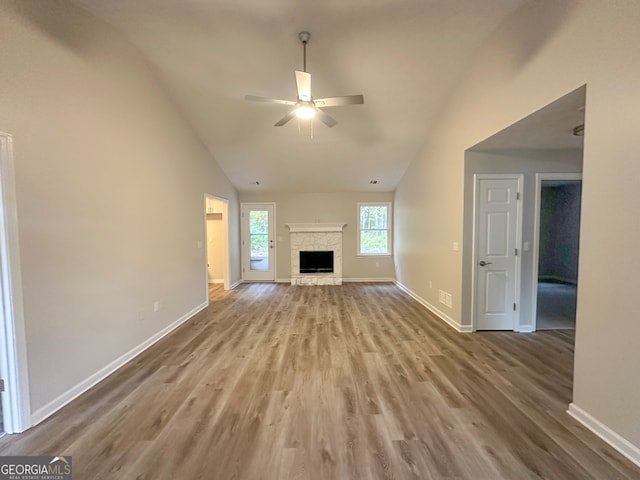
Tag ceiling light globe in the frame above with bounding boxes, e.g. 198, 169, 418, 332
295, 105, 316, 119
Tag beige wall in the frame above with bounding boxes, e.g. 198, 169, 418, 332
239, 192, 395, 281
0, 0, 240, 416
395, 0, 640, 450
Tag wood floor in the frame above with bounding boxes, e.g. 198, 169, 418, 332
1, 283, 638, 479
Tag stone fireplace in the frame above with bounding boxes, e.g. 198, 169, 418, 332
285, 223, 346, 285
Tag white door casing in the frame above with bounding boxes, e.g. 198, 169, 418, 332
473, 175, 522, 330
241, 203, 275, 281
0, 132, 31, 433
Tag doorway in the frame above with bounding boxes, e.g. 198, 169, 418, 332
472, 174, 523, 330
204, 195, 230, 300
532, 174, 582, 330
241, 203, 275, 281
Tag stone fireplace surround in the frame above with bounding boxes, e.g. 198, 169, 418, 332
285, 223, 346, 285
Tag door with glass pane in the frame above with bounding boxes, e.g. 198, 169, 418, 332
241, 203, 275, 281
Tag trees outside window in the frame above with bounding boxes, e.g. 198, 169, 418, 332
249, 210, 268, 257
358, 203, 392, 255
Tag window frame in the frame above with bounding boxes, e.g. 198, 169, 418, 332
357, 202, 393, 256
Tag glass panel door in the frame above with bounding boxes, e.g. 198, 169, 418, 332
242, 203, 275, 281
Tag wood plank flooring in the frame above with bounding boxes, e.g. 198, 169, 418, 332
1, 283, 639, 479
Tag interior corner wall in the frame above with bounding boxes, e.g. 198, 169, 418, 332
394, 0, 640, 451
0, 0, 240, 418
238, 191, 395, 281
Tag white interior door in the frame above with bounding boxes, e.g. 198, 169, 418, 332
475, 177, 520, 330
242, 203, 275, 281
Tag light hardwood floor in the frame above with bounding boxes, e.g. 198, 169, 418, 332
1, 283, 638, 479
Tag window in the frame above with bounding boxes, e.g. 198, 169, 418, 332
358, 202, 392, 255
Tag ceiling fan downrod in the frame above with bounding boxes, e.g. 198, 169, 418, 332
299, 31, 310, 72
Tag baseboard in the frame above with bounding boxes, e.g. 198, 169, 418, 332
208, 279, 224, 284
567, 403, 640, 468
276, 278, 291, 283
343, 277, 395, 283
394, 281, 471, 333
30, 301, 208, 426
230, 280, 242, 289
518, 325, 535, 333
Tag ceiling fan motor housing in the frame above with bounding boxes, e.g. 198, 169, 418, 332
298, 31, 311, 44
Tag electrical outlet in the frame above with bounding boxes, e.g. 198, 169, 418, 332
153, 301, 160, 312
429, 280, 433, 289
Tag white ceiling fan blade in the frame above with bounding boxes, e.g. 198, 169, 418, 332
315, 108, 338, 128
314, 95, 364, 107
245, 95, 296, 106
274, 108, 298, 127
295, 70, 312, 101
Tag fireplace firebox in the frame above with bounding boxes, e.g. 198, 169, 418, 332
299, 251, 334, 273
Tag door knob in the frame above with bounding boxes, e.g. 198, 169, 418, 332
479, 260, 493, 266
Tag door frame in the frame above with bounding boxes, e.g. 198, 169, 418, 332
240, 202, 276, 282
204, 194, 230, 293
530, 173, 582, 331
471, 174, 524, 332
0, 132, 31, 433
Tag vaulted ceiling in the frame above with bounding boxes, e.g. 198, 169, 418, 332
70, 0, 532, 192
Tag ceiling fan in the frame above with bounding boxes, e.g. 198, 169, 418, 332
245, 31, 364, 128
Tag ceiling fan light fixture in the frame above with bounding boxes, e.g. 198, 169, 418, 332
295, 104, 316, 119
245, 31, 363, 128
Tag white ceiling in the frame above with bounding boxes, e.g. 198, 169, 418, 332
70, 0, 532, 192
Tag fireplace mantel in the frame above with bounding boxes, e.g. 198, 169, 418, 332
285, 223, 346, 233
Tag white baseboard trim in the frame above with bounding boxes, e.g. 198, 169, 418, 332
276, 278, 291, 283
208, 279, 224, 284
518, 325, 535, 333
567, 403, 640, 468
394, 281, 472, 333
30, 301, 208, 426
343, 277, 395, 283
230, 280, 242, 289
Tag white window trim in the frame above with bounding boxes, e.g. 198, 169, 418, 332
357, 202, 393, 256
